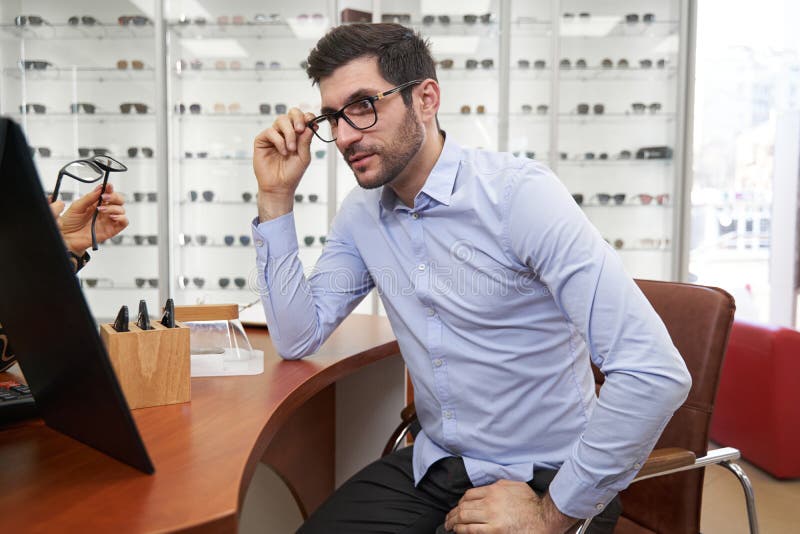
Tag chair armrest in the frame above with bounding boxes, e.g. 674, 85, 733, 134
634, 447, 696, 480
400, 402, 416, 424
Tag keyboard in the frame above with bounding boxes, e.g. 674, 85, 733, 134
0, 380, 38, 424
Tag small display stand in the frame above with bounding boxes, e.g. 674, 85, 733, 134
174, 304, 264, 377
100, 321, 191, 410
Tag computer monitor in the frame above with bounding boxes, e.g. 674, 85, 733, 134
0, 117, 154, 474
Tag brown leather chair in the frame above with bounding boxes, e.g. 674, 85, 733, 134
384, 280, 759, 534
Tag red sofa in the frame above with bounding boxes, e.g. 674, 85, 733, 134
709, 319, 800, 479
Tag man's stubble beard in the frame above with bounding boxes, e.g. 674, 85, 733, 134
351, 105, 425, 190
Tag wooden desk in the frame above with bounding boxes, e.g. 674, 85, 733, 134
0, 314, 399, 532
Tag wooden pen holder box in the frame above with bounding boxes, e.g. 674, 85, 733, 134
100, 321, 191, 410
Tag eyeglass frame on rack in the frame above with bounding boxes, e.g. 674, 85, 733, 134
306, 80, 423, 143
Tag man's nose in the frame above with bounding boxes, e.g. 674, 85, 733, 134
335, 119, 364, 152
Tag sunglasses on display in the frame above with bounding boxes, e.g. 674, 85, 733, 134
71, 102, 97, 114
176, 277, 207, 289
465, 58, 494, 69
117, 59, 145, 70
118, 15, 152, 26
127, 147, 154, 158
184, 151, 209, 158
188, 190, 215, 202
81, 277, 114, 288
213, 102, 241, 113
254, 61, 282, 70
19, 103, 46, 114
78, 147, 111, 157
576, 103, 605, 115
19, 60, 52, 70
175, 103, 202, 114
134, 277, 159, 288
213, 60, 242, 70
132, 192, 157, 203
520, 104, 549, 115
516, 59, 547, 69
253, 14, 281, 24
14, 15, 49, 26
562, 12, 591, 21
380, 13, 411, 24
625, 13, 655, 24
30, 146, 52, 157
293, 193, 320, 203
120, 102, 149, 114
68, 15, 99, 26
631, 102, 663, 114
215, 15, 246, 25
460, 105, 486, 115
223, 235, 252, 246
422, 15, 451, 25
133, 235, 158, 245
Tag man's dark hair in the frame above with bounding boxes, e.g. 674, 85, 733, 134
306, 23, 437, 106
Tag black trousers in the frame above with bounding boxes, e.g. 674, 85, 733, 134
298, 446, 622, 534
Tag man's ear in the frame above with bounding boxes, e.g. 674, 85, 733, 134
417, 79, 441, 122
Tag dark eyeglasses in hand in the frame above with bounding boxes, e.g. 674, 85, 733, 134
52, 155, 128, 250
307, 80, 422, 143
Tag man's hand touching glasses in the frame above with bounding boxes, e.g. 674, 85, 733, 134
253, 107, 317, 222
50, 183, 129, 256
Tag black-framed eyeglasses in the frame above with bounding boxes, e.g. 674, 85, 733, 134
52, 155, 128, 251
307, 79, 422, 143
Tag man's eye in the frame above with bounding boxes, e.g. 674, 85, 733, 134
348, 100, 372, 114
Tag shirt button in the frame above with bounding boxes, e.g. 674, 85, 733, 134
411, 212, 420, 219
255, 240, 264, 247
443, 410, 452, 419
427, 307, 435, 316
418, 264, 426, 271
595, 504, 604, 511
634, 463, 642, 470
433, 359, 443, 367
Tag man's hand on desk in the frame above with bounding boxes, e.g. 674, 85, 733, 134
444, 479, 578, 534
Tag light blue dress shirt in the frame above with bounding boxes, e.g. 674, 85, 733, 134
251, 135, 692, 519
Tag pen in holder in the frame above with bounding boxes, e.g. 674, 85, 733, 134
100, 310, 191, 410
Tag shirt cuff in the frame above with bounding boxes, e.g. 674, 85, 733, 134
251, 212, 299, 261
547, 458, 620, 519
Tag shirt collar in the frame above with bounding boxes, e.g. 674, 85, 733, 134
379, 132, 460, 212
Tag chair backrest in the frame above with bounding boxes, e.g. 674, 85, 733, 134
593, 280, 735, 533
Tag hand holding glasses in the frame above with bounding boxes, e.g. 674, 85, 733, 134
52, 155, 128, 250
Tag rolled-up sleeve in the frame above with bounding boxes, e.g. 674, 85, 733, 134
505, 165, 692, 518
251, 198, 374, 359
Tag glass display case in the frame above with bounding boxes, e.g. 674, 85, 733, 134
0, 0, 160, 320
547, 0, 688, 280
0, 0, 695, 321
165, 0, 335, 313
